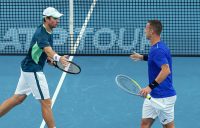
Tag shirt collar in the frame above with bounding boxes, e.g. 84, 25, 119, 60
43, 24, 52, 34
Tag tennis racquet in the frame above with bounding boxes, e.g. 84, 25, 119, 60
115, 74, 166, 108
52, 60, 81, 74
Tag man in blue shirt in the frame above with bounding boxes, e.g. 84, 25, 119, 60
130, 20, 176, 128
0, 7, 67, 128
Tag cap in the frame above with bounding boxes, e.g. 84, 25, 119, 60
43, 7, 63, 18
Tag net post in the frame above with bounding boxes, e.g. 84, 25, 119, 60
69, 0, 74, 54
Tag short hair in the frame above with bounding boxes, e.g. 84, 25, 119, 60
148, 20, 162, 35
43, 16, 51, 22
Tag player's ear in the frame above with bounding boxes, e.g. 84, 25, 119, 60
44, 16, 51, 22
150, 28, 153, 35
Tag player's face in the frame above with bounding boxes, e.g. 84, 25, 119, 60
145, 23, 153, 40
48, 17, 60, 28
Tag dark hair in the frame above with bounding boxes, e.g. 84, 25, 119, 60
148, 20, 162, 35
43, 16, 51, 22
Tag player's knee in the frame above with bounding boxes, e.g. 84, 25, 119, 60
13, 95, 26, 105
40, 99, 52, 108
163, 121, 175, 128
141, 119, 151, 128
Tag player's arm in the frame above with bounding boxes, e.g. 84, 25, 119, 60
43, 46, 68, 66
130, 52, 148, 61
154, 64, 171, 84
140, 47, 171, 97
140, 64, 171, 97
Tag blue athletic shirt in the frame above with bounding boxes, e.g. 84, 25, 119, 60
148, 41, 176, 98
21, 24, 53, 72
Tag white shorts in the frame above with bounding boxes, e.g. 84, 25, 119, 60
142, 95, 177, 125
15, 69, 50, 100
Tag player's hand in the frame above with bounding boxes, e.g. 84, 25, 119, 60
59, 55, 69, 67
139, 86, 152, 97
47, 57, 55, 66
130, 52, 143, 61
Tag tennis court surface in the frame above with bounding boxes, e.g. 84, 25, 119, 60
1, 0, 200, 127
0, 56, 200, 128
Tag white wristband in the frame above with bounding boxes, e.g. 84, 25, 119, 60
53, 54, 61, 61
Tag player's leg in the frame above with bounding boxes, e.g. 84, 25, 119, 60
40, 99, 55, 128
0, 94, 27, 117
0, 69, 30, 117
141, 118, 155, 128
159, 96, 176, 128
141, 99, 157, 128
162, 121, 175, 128
30, 72, 56, 128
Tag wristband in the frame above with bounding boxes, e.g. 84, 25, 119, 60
143, 55, 148, 61
148, 80, 159, 90
53, 54, 61, 61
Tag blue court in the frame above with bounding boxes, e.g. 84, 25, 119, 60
0, 56, 200, 128
1, 0, 200, 127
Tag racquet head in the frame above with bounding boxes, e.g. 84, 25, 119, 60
54, 60, 81, 74
115, 74, 141, 95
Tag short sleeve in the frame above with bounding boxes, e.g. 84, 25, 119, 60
152, 49, 168, 68
37, 35, 50, 49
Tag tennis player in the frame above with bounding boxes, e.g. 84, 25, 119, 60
130, 20, 176, 128
0, 7, 67, 128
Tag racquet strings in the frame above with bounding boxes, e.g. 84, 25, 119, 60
116, 75, 141, 95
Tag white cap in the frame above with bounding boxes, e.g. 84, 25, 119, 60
43, 7, 63, 18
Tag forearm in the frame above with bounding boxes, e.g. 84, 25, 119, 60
43, 46, 58, 59
44, 46, 68, 67
148, 64, 170, 90
155, 64, 171, 84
